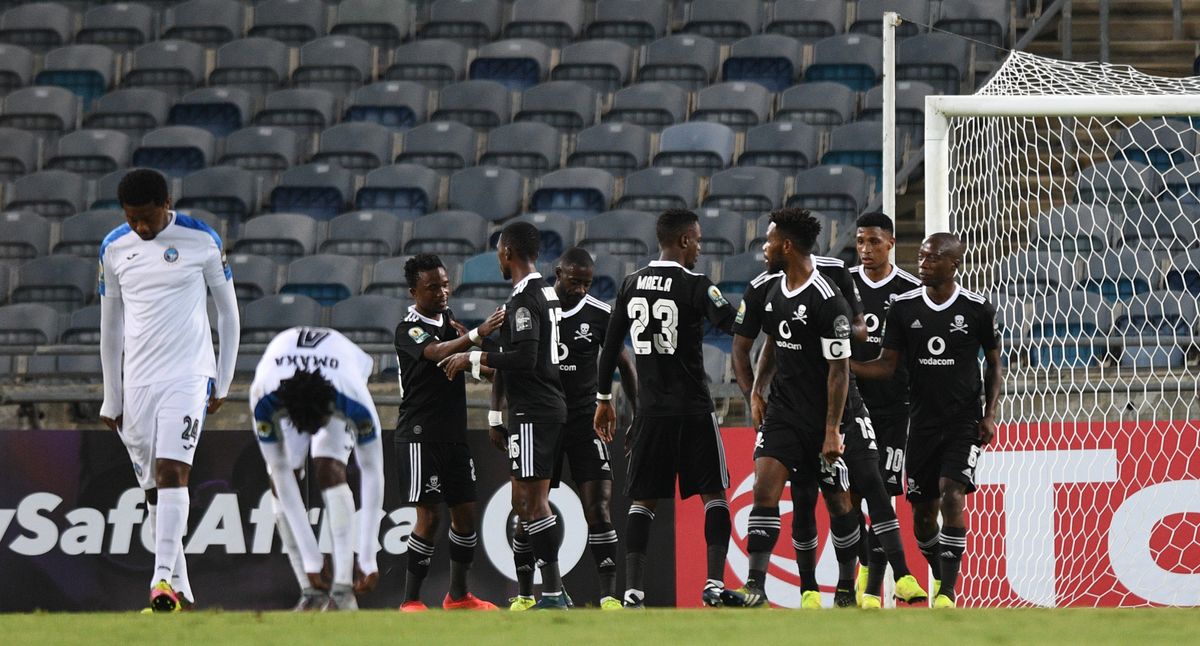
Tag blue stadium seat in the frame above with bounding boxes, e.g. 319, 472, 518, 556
722, 34, 804, 92
355, 163, 441, 218
231, 213, 321, 263
690, 81, 772, 132
419, 0, 504, 47
269, 163, 357, 220
242, 294, 325, 343
479, 121, 562, 177
45, 129, 132, 177
447, 166, 524, 222
35, 44, 116, 108
589, 253, 629, 301
551, 40, 636, 95
331, 294, 409, 344
703, 166, 786, 218
281, 254, 364, 306
0, 126, 36, 180
210, 37, 292, 97
313, 122, 398, 173
682, 0, 762, 44
998, 251, 1078, 297
738, 121, 822, 174
332, 0, 411, 50
457, 251, 509, 299
386, 39, 469, 89
822, 121, 890, 189
168, 87, 255, 137
397, 121, 479, 174
77, 3, 154, 52
1114, 203, 1200, 254
568, 122, 651, 177
1033, 205, 1112, 253
431, 79, 512, 130
504, 0, 584, 48
1161, 159, 1200, 204
1166, 249, 1200, 295
578, 210, 657, 261
0, 210, 50, 265
163, 0, 248, 47
603, 81, 688, 132
806, 34, 883, 91
529, 168, 615, 219
122, 40, 208, 98
294, 35, 374, 96
1116, 119, 1198, 170
586, 0, 668, 46
776, 81, 858, 127
1116, 290, 1197, 369
83, 88, 170, 139
1077, 160, 1161, 205
616, 167, 700, 212
344, 81, 430, 131
248, 0, 327, 47
766, 0, 844, 43
320, 210, 407, 260
638, 34, 721, 92
132, 126, 215, 177
654, 122, 736, 176
1082, 248, 1163, 302
1030, 290, 1112, 368
404, 210, 490, 260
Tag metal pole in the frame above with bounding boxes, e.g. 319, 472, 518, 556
1063, 0, 1073, 59
882, 11, 900, 265
1099, 0, 1110, 63
924, 98, 951, 236
1173, 0, 1183, 40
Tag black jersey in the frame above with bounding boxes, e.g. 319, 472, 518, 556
881, 285, 1000, 429
601, 260, 737, 417
558, 294, 612, 413
850, 265, 922, 419
498, 272, 568, 423
734, 256, 864, 331
394, 305, 468, 444
737, 270, 855, 434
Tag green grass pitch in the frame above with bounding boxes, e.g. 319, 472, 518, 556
2, 608, 1197, 645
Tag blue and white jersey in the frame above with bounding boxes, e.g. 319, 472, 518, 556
249, 327, 381, 445
99, 210, 232, 387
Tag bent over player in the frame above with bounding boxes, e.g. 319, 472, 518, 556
250, 327, 385, 611
99, 169, 240, 611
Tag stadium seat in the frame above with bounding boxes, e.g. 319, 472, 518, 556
1160, 159, 1200, 204
280, 254, 363, 306
587, 253, 628, 301
1115, 203, 1200, 254
990, 293, 1028, 348
177, 166, 261, 227
0, 2, 72, 53
82, 88, 170, 139
504, 0, 584, 47
578, 210, 657, 261
934, 0, 1010, 54
0, 43, 33, 96
450, 297, 502, 329
551, 40, 635, 95
1116, 119, 1198, 170
1166, 249, 1200, 295
702, 343, 730, 383
320, 210, 406, 260
515, 81, 599, 134
766, 0, 844, 43
718, 250, 767, 294
0, 86, 79, 143
1033, 204, 1112, 253
479, 121, 562, 177
60, 303, 101, 344
1082, 248, 1163, 301
226, 254, 280, 302
294, 35, 374, 96
241, 294, 324, 343
0, 210, 50, 265
861, 80, 936, 144
386, 39, 469, 89
168, 87, 255, 137
354, 163, 440, 217
457, 251, 509, 299
806, 34, 883, 91
1077, 160, 1161, 205
738, 121, 821, 175
585, 0, 668, 46
998, 251, 1078, 297
366, 257, 420, 298
405, 210, 490, 260
851, 0, 928, 37
132, 126, 215, 177
486, 211, 576, 261
787, 165, 871, 227
253, 88, 340, 145
617, 167, 700, 212
331, 0, 410, 50
690, 82, 772, 132
776, 81, 858, 127
331, 294, 408, 344
432, 79, 512, 130
209, 37, 292, 97
0, 302, 59, 345
750, 211, 833, 254
344, 81, 430, 131
653, 122, 736, 176
12, 255, 97, 311
269, 163, 356, 220
703, 166, 786, 218
90, 168, 131, 210
896, 33, 970, 95
396, 121, 479, 174
219, 125, 301, 176
419, 0, 504, 47
53, 210, 125, 258
249, 0, 327, 47
1030, 290, 1112, 367
603, 81, 688, 131
35, 44, 117, 108
529, 168, 614, 218
638, 34, 721, 92
822, 121, 891, 189
694, 208, 749, 257
682, 0, 762, 44
122, 40, 208, 98
722, 34, 804, 92
312, 122, 397, 173
163, 0, 247, 47
4, 169, 88, 219
568, 122, 651, 177
1115, 290, 1196, 368
175, 207, 226, 242
230, 212, 321, 263
0, 126, 40, 180
447, 166, 524, 222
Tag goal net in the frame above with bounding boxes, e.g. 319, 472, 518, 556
926, 51, 1200, 608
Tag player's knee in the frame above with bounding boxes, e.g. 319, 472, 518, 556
416, 504, 442, 532
939, 486, 966, 519
448, 504, 476, 534
314, 458, 347, 489
825, 492, 853, 516
583, 498, 610, 526
154, 459, 189, 488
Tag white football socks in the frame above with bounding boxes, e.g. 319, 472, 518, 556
322, 484, 355, 587
273, 495, 312, 591
152, 488, 188, 589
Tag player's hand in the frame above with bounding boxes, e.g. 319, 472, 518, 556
750, 392, 766, 429
438, 352, 472, 380
979, 415, 996, 446
489, 425, 509, 453
449, 319, 469, 337
100, 415, 122, 432
207, 395, 225, 415
822, 430, 844, 462
353, 564, 378, 595
307, 571, 330, 591
594, 400, 616, 442
479, 308, 506, 337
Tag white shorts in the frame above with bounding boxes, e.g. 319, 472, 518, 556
277, 416, 356, 473
121, 375, 212, 489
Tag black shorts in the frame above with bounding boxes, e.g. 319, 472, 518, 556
396, 441, 477, 506
626, 413, 729, 500
509, 421, 562, 480
904, 419, 982, 503
553, 406, 613, 487
754, 419, 850, 497
871, 413, 909, 496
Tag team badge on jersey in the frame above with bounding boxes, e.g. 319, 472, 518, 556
408, 326, 430, 343
707, 285, 728, 307
515, 306, 532, 332
950, 314, 969, 334
735, 300, 746, 324
163, 247, 179, 263
792, 304, 808, 323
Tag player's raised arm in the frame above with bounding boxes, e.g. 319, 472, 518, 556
98, 244, 124, 430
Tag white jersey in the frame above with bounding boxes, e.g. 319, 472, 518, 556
249, 327, 381, 445
99, 211, 231, 388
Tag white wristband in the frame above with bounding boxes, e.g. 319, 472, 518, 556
469, 350, 482, 380
596, 392, 613, 401
488, 410, 504, 427
468, 328, 483, 345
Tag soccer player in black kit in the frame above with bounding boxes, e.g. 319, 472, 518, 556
851, 233, 1003, 609
594, 209, 738, 608
848, 212, 922, 607
393, 254, 506, 611
441, 222, 570, 610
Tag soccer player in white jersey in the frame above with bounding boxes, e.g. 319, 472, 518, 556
249, 327, 385, 611
99, 169, 240, 612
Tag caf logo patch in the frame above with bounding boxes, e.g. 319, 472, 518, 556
708, 285, 728, 307
408, 326, 431, 343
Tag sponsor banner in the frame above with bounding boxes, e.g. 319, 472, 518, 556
0, 427, 677, 611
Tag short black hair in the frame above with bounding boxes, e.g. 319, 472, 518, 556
856, 211, 894, 233
656, 208, 699, 246
117, 168, 169, 207
404, 253, 445, 289
500, 221, 540, 261
557, 246, 594, 269
276, 369, 337, 434
769, 207, 822, 253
